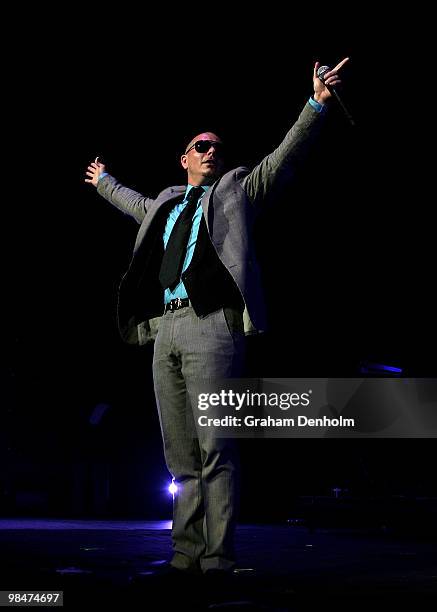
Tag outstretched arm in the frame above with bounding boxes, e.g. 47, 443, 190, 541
84, 157, 154, 225
243, 58, 349, 206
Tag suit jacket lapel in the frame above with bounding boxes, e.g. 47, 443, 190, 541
133, 187, 186, 253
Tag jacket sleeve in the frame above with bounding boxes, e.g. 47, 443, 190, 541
242, 101, 326, 207
96, 175, 155, 225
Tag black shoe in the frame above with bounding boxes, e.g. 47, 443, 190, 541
154, 563, 186, 577
201, 569, 240, 604
203, 568, 235, 584
136, 562, 200, 583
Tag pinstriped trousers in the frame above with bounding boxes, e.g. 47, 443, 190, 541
152, 305, 245, 572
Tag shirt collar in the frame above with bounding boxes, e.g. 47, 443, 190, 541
185, 184, 209, 199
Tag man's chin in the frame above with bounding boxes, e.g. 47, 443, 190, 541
202, 168, 220, 180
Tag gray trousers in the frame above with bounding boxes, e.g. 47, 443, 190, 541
152, 305, 245, 572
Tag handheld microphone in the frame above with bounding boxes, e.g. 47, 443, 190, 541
317, 65, 355, 127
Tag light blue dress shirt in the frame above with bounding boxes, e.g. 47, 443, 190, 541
163, 184, 209, 303
308, 96, 326, 113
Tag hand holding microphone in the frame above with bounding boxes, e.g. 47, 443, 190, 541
313, 57, 355, 126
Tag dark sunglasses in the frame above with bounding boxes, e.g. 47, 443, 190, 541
185, 140, 224, 155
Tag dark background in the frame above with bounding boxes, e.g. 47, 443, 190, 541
2, 10, 436, 522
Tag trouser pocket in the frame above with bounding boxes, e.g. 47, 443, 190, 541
222, 307, 244, 337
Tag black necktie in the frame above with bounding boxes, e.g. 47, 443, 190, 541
159, 186, 204, 291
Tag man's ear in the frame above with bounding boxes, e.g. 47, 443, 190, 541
180, 154, 188, 170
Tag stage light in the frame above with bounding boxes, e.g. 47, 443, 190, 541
359, 361, 403, 375
168, 478, 178, 498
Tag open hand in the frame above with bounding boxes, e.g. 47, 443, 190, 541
85, 157, 106, 187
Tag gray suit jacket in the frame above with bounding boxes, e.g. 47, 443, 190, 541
97, 102, 326, 344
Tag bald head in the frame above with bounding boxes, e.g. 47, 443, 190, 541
184, 132, 222, 154
181, 132, 225, 186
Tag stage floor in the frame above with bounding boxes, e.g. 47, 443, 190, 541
1, 519, 436, 610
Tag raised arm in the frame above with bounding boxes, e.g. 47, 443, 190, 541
242, 58, 349, 206
84, 157, 154, 225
